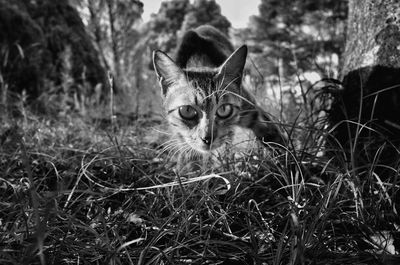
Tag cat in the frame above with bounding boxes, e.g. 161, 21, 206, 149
152, 25, 286, 172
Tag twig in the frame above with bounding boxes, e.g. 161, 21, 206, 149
108, 71, 116, 131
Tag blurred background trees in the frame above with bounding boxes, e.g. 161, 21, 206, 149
146, 0, 230, 59
180, 0, 231, 35
249, 0, 347, 79
0, 0, 107, 115
78, 0, 147, 116
234, 0, 347, 125
0, 0, 349, 121
146, 0, 191, 55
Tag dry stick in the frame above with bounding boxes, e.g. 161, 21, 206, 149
108, 71, 116, 131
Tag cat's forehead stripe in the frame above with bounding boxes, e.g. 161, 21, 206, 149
165, 68, 241, 111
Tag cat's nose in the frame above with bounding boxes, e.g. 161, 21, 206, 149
201, 136, 212, 145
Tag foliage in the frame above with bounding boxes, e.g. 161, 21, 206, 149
147, 0, 191, 53
0, 0, 107, 106
248, 0, 348, 79
181, 0, 231, 36
80, 0, 144, 95
76, 0, 165, 117
0, 0, 44, 98
147, 0, 230, 54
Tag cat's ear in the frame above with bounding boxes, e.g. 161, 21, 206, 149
218, 45, 247, 84
153, 50, 185, 95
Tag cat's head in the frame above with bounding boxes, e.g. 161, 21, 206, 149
153, 45, 247, 153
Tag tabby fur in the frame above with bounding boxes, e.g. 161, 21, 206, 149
153, 25, 286, 172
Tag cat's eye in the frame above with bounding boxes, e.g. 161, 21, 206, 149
178, 105, 198, 120
216, 104, 233, 119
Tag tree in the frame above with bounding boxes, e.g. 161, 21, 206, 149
180, 0, 231, 36
0, 1, 44, 99
82, 0, 143, 88
147, 0, 191, 53
0, 0, 107, 113
105, 0, 143, 83
329, 1, 400, 176
341, 1, 400, 75
249, 0, 347, 78
147, 0, 230, 55
77, 0, 148, 115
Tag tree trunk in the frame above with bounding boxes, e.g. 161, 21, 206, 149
87, 0, 110, 72
329, 3, 400, 245
106, 0, 120, 80
329, 1, 400, 174
341, 0, 400, 76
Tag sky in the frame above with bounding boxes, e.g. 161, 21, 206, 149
141, 0, 260, 28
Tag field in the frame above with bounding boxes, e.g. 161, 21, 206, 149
1, 95, 399, 265
1, 0, 400, 263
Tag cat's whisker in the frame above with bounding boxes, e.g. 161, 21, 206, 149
171, 143, 191, 159
158, 143, 177, 155
164, 145, 183, 160
218, 67, 226, 90
189, 148, 200, 161
209, 89, 221, 100
188, 148, 194, 160
169, 141, 187, 153
219, 85, 239, 98
203, 92, 214, 101
218, 76, 240, 95
158, 139, 183, 156
223, 90, 256, 106
160, 138, 180, 146
184, 146, 195, 158
152, 127, 172, 136
152, 25, 285, 172
158, 139, 180, 150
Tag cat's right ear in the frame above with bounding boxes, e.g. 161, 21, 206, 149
153, 50, 185, 96
218, 45, 247, 84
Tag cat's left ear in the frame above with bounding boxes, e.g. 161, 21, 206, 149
153, 50, 185, 95
218, 45, 247, 84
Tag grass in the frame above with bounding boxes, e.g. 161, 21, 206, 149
0, 103, 399, 265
